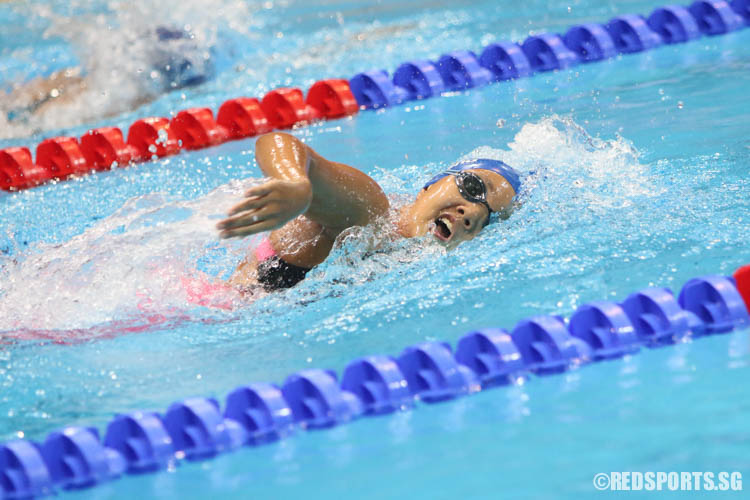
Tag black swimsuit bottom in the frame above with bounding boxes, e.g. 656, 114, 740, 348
256, 256, 311, 291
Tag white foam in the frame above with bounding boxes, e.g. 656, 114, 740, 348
0, 178, 258, 333
0, 0, 260, 139
462, 115, 657, 205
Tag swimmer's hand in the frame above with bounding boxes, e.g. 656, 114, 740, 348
217, 179, 313, 238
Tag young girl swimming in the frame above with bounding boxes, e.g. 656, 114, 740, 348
217, 132, 521, 291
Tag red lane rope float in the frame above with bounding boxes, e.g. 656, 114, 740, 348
126, 117, 181, 160
0, 149, 25, 190
171, 108, 229, 150
216, 97, 273, 139
0, 79, 358, 192
36, 137, 89, 179
0, 147, 49, 190
260, 87, 323, 129
306, 79, 359, 119
80, 127, 138, 170
734, 265, 750, 314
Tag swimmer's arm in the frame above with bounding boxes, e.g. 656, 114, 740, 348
217, 132, 389, 238
3, 68, 85, 118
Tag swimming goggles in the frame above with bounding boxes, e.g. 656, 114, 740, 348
423, 159, 522, 226
449, 171, 493, 225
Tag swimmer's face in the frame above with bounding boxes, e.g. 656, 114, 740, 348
411, 169, 515, 249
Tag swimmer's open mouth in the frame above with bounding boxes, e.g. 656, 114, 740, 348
432, 214, 454, 242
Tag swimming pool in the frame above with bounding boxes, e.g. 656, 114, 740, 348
2, 0, 750, 497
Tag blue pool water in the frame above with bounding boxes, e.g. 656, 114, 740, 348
1, 0, 749, 498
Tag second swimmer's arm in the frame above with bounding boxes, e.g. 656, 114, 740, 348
217, 132, 389, 239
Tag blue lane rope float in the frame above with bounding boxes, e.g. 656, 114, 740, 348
340, 356, 414, 415
521, 34, 579, 72
621, 287, 691, 346
40, 427, 125, 490
349, 0, 749, 110
568, 302, 641, 360
281, 370, 363, 429
647, 5, 702, 43
2, 270, 748, 498
454, 328, 525, 388
392, 60, 445, 100
103, 412, 175, 473
477, 42, 532, 80
434, 51, 494, 90
396, 342, 480, 402
605, 14, 663, 53
690, 0, 745, 33
162, 398, 246, 460
348, 70, 409, 109
562, 24, 618, 63
510, 315, 592, 374
223, 383, 295, 445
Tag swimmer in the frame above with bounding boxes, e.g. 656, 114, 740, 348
217, 132, 520, 292
1, 25, 213, 130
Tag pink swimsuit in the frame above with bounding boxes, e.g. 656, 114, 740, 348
254, 237, 278, 262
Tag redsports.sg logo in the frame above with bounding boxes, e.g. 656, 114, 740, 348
593, 472, 743, 491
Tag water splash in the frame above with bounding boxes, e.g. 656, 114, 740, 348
0, 0, 260, 139
255, 116, 657, 342
0, 178, 259, 338
0, 116, 655, 342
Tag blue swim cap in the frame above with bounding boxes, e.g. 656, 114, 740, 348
423, 158, 522, 195
151, 26, 215, 90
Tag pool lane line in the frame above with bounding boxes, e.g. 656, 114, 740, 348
1, 0, 748, 193
1, 268, 749, 497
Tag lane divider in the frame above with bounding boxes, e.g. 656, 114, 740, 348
348, 0, 747, 107
0, 79, 357, 192
1, 268, 749, 497
1, 1, 748, 193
